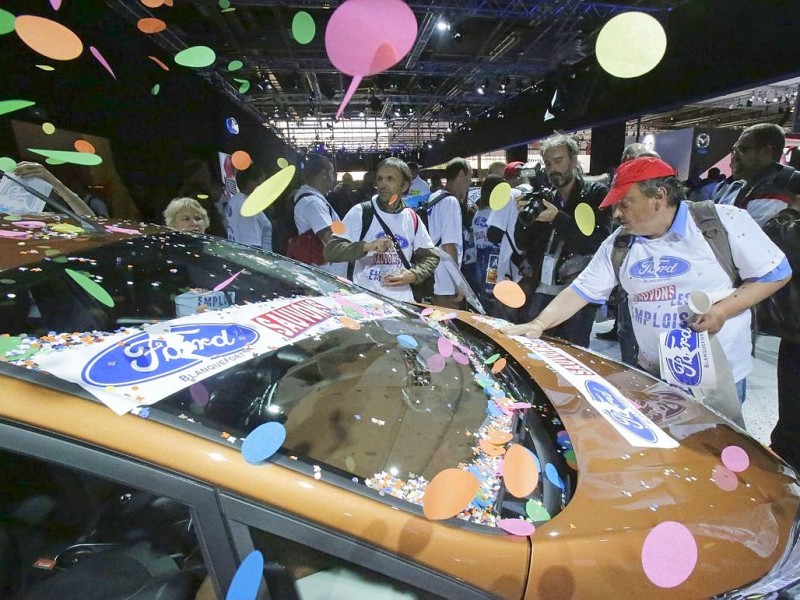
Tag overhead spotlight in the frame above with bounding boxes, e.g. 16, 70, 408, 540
476, 83, 485, 95
436, 19, 450, 31
358, 110, 365, 118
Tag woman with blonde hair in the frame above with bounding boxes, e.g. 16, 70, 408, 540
163, 197, 209, 233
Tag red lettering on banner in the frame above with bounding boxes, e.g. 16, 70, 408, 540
252, 299, 332, 338
634, 285, 676, 303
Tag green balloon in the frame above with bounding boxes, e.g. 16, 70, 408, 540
234, 77, 250, 93
65, 269, 115, 307
525, 499, 551, 522
0, 8, 14, 36
151, 84, 161, 95
174, 46, 216, 69
292, 11, 316, 45
0, 100, 35, 117
218, 0, 231, 8
0, 157, 17, 172
227, 60, 243, 71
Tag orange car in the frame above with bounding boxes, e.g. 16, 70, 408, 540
0, 214, 799, 599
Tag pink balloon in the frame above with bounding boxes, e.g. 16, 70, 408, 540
90, 46, 116, 80
325, 0, 417, 118
50, 0, 62, 9
437, 336, 453, 357
452, 351, 469, 365
426, 353, 446, 373
105, 225, 139, 235
0, 230, 31, 239
641, 521, 698, 588
15, 221, 46, 229
214, 269, 244, 291
721, 445, 750, 473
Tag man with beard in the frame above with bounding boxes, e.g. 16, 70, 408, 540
512, 134, 611, 347
324, 158, 439, 303
715, 123, 800, 226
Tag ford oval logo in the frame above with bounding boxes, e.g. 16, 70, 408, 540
376, 232, 411, 249
585, 380, 658, 444
474, 215, 488, 227
629, 256, 691, 280
82, 324, 260, 387
662, 329, 703, 386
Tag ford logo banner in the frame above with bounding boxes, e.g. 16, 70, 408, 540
82, 324, 260, 387
375, 232, 411, 249
585, 380, 659, 444
662, 329, 703, 386
629, 256, 691, 280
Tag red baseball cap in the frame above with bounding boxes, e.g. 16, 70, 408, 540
503, 161, 524, 179
599, 156, 677, 209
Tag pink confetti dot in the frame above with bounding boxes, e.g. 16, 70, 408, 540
426, 353, 446, 373
437, 336, 453, 357
641, 521, 697, 588
711, 464, 738, 492
498, 518, 535, 537
721, 445, 750, 472
452, 351, 469, 365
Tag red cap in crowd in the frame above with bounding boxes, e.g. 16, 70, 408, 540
503, 161, 524, 179
599, 156, 677, 209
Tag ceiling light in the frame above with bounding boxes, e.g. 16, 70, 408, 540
436, 19, 450, 31
476, 83, 485, 95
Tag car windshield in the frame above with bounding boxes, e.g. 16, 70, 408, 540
1, 227, 573, 527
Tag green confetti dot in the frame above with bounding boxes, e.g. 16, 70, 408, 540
220, 7, 236, 13
151, 83, 161, 95
44, 249, 61, 256
3, 215, 20, 221
233, 78, 250, 93
0, 8, 15, 36
227, 59, 243, 71
29, 149, 102, 166
65, 268, 114, 307
484, 353, 500, 365
36, 64, 55, 71
525, 499, 552, 522
53, 256, 68, 263
218, 0, 231, 8
174, 46, 216, 68
42, 122, 55, 135
292, 11, 316, 45
0, 336, 22, 356
0, 100, 35, 117
0, 157, 17, 172
45, 157, 66, 165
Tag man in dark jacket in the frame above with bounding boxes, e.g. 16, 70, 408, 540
758, 204, 800, 470
513, 134, 611, 347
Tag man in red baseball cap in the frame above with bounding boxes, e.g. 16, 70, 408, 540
504, 155, 790, 416
503, 161, 525, 182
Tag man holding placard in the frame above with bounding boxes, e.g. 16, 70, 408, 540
505, 156, 791, 412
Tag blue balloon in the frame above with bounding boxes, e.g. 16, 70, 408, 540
241, 422, 287, 464
226, 550, 263, 600
544, 463, 564, 489
396, 334, 418, 349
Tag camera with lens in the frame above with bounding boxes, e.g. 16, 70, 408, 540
518, 187, 556, 225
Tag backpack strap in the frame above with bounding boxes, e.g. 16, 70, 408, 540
347, 201, 374, 280
686, 200, 740, 285
419, 190, 451, 246
406, 207, 419, 233
610, 231, 633, 284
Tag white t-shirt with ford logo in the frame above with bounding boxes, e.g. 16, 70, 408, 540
570, 203, 786, 382
340, 199, 435, 302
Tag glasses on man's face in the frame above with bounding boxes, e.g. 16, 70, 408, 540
732, 144, 759, 155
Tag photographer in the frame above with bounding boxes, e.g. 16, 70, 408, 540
513, 134, 611, 347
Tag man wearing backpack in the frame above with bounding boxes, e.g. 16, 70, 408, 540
423, 158, 473, 309
505, 156, 791, 406
324, 157, 439, 303
290, 154, 345, 277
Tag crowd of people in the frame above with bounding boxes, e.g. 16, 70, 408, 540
5, 123, 800, 469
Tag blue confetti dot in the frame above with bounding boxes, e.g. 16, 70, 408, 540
226, 550, 263, 600
486, 402, 504, 417
241, 422, 287, 464
545, 463, 564, 489
397, 334, 418, 349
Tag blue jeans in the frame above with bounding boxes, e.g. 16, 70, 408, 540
528, 292, 598, 348
735, 378, 747, 404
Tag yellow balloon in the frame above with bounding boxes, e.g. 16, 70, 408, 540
489, 182, 512, 211
595, 12, 667, 78
241, 166, 296, 216
574, 202, 595, 236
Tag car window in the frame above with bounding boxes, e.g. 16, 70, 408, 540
247, 526, 444, 600
0, 447, 209, 599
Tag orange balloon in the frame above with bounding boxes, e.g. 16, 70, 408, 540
503, 444, 540, 498
15, 15, 83, 61
231, 150, 252, 170
339, 316, 361, 330
485, 428, 513, 445
137, 17, 167, 34
74, 140, 96, 154
491, 357, 507, 374
331, 220, 345, 235
141, 0, 167, 6
479, 439, 507, 457
422, 468, 479, 520
493, 279, 526, 309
